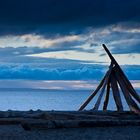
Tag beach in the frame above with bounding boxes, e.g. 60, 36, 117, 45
0, 125, 140, 140
0, 110, 139, 140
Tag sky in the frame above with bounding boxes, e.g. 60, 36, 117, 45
0, 0, 139, 80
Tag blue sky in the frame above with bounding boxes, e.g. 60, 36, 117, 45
0, 0, 139, 80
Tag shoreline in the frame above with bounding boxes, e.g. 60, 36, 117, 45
0, 110, 139, 139
0, 110, 139, 128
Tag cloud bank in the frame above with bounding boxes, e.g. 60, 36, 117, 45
0, 62, 138, 80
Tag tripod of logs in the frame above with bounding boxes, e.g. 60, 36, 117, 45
79, 44, 140, 113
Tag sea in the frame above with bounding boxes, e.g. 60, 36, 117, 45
0, 80, 139, 111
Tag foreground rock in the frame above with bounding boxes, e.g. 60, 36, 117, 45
0, 110, 139, 130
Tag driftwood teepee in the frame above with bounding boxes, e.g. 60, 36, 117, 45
79, 44, 140, 113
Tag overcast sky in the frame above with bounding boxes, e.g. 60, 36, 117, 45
0, 0, 139, 80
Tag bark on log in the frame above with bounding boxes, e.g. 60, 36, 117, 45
115, 70, 140, 113
93, 66, 112, 110
110, 71, 123, 111
115, 66, 140, 103
103, 80, 110, 110
22, 119, 140, 130
79, 73, 106, 111
93, 81, 106, 110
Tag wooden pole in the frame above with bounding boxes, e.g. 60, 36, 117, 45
93, 79, 107, 110
103, 79, 110, 110
103, 44, 140, 103
93, 65, 112, 110
110, 71, 123, 111
102, 44, 117, 65
115, 70, 140, 113
79, 44, 140, 112
115, 66, 140, 103
103, 62, 113, 111
78, 73, 106, 111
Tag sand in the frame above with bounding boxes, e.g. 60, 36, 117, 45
0, 125, 139, 140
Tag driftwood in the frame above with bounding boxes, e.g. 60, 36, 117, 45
23, 119, 140, 130
93, 68, 112, 110
0, 111, 137, 130
115, 70, 140, 113
115, 66, 140, 103
110, 72, 123, 111
103, 80, 110, 110
79, 74, 106, 111
93, 82, 106, 110
79, 44, 140, 113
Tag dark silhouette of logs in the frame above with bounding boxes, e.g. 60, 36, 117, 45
79, 74, 106, 111
110, 72, 123, 111
79, 44, 140, 113
103, 80, 110, 110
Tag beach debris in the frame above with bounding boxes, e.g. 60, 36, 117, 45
79, 44, 140, 113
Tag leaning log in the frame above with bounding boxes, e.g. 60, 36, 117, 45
110, 71, 123, 111
115, 70, 140, 113
103, 79, 110, 110
79, 73, 106, 111
115, 66, 140, 103
103, 44, 140, 103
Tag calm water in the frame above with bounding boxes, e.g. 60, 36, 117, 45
0, 89, 139, 111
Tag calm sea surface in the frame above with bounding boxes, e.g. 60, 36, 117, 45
0, 89, 139, 111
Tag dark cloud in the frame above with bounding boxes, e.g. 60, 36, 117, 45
0, 46, 47, 56
0, 0, 139, 36
0, 46, 103, 66
86, 22, 140, 54
0, 41, 86, 57
0, 55, 99, 65
111, 44, 140, 54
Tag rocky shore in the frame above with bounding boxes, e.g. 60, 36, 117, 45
0, 110, 139, 140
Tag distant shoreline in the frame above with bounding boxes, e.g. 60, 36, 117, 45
0, 88, 139, 92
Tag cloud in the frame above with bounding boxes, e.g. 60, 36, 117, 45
0, 63, 105, 80
0, 22, 139, 66
88, 22, 140, 54
0, 60, 138, 80
0, 80, 139, 90
0, 34, 86, 56
0, 34, 82, 48
0, 43, 91, 58
122, 65, 140, 80
1, 22, 140, 58
0, 0, 138, 81
111, 44, 140, 54
0, 0, 139, 36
